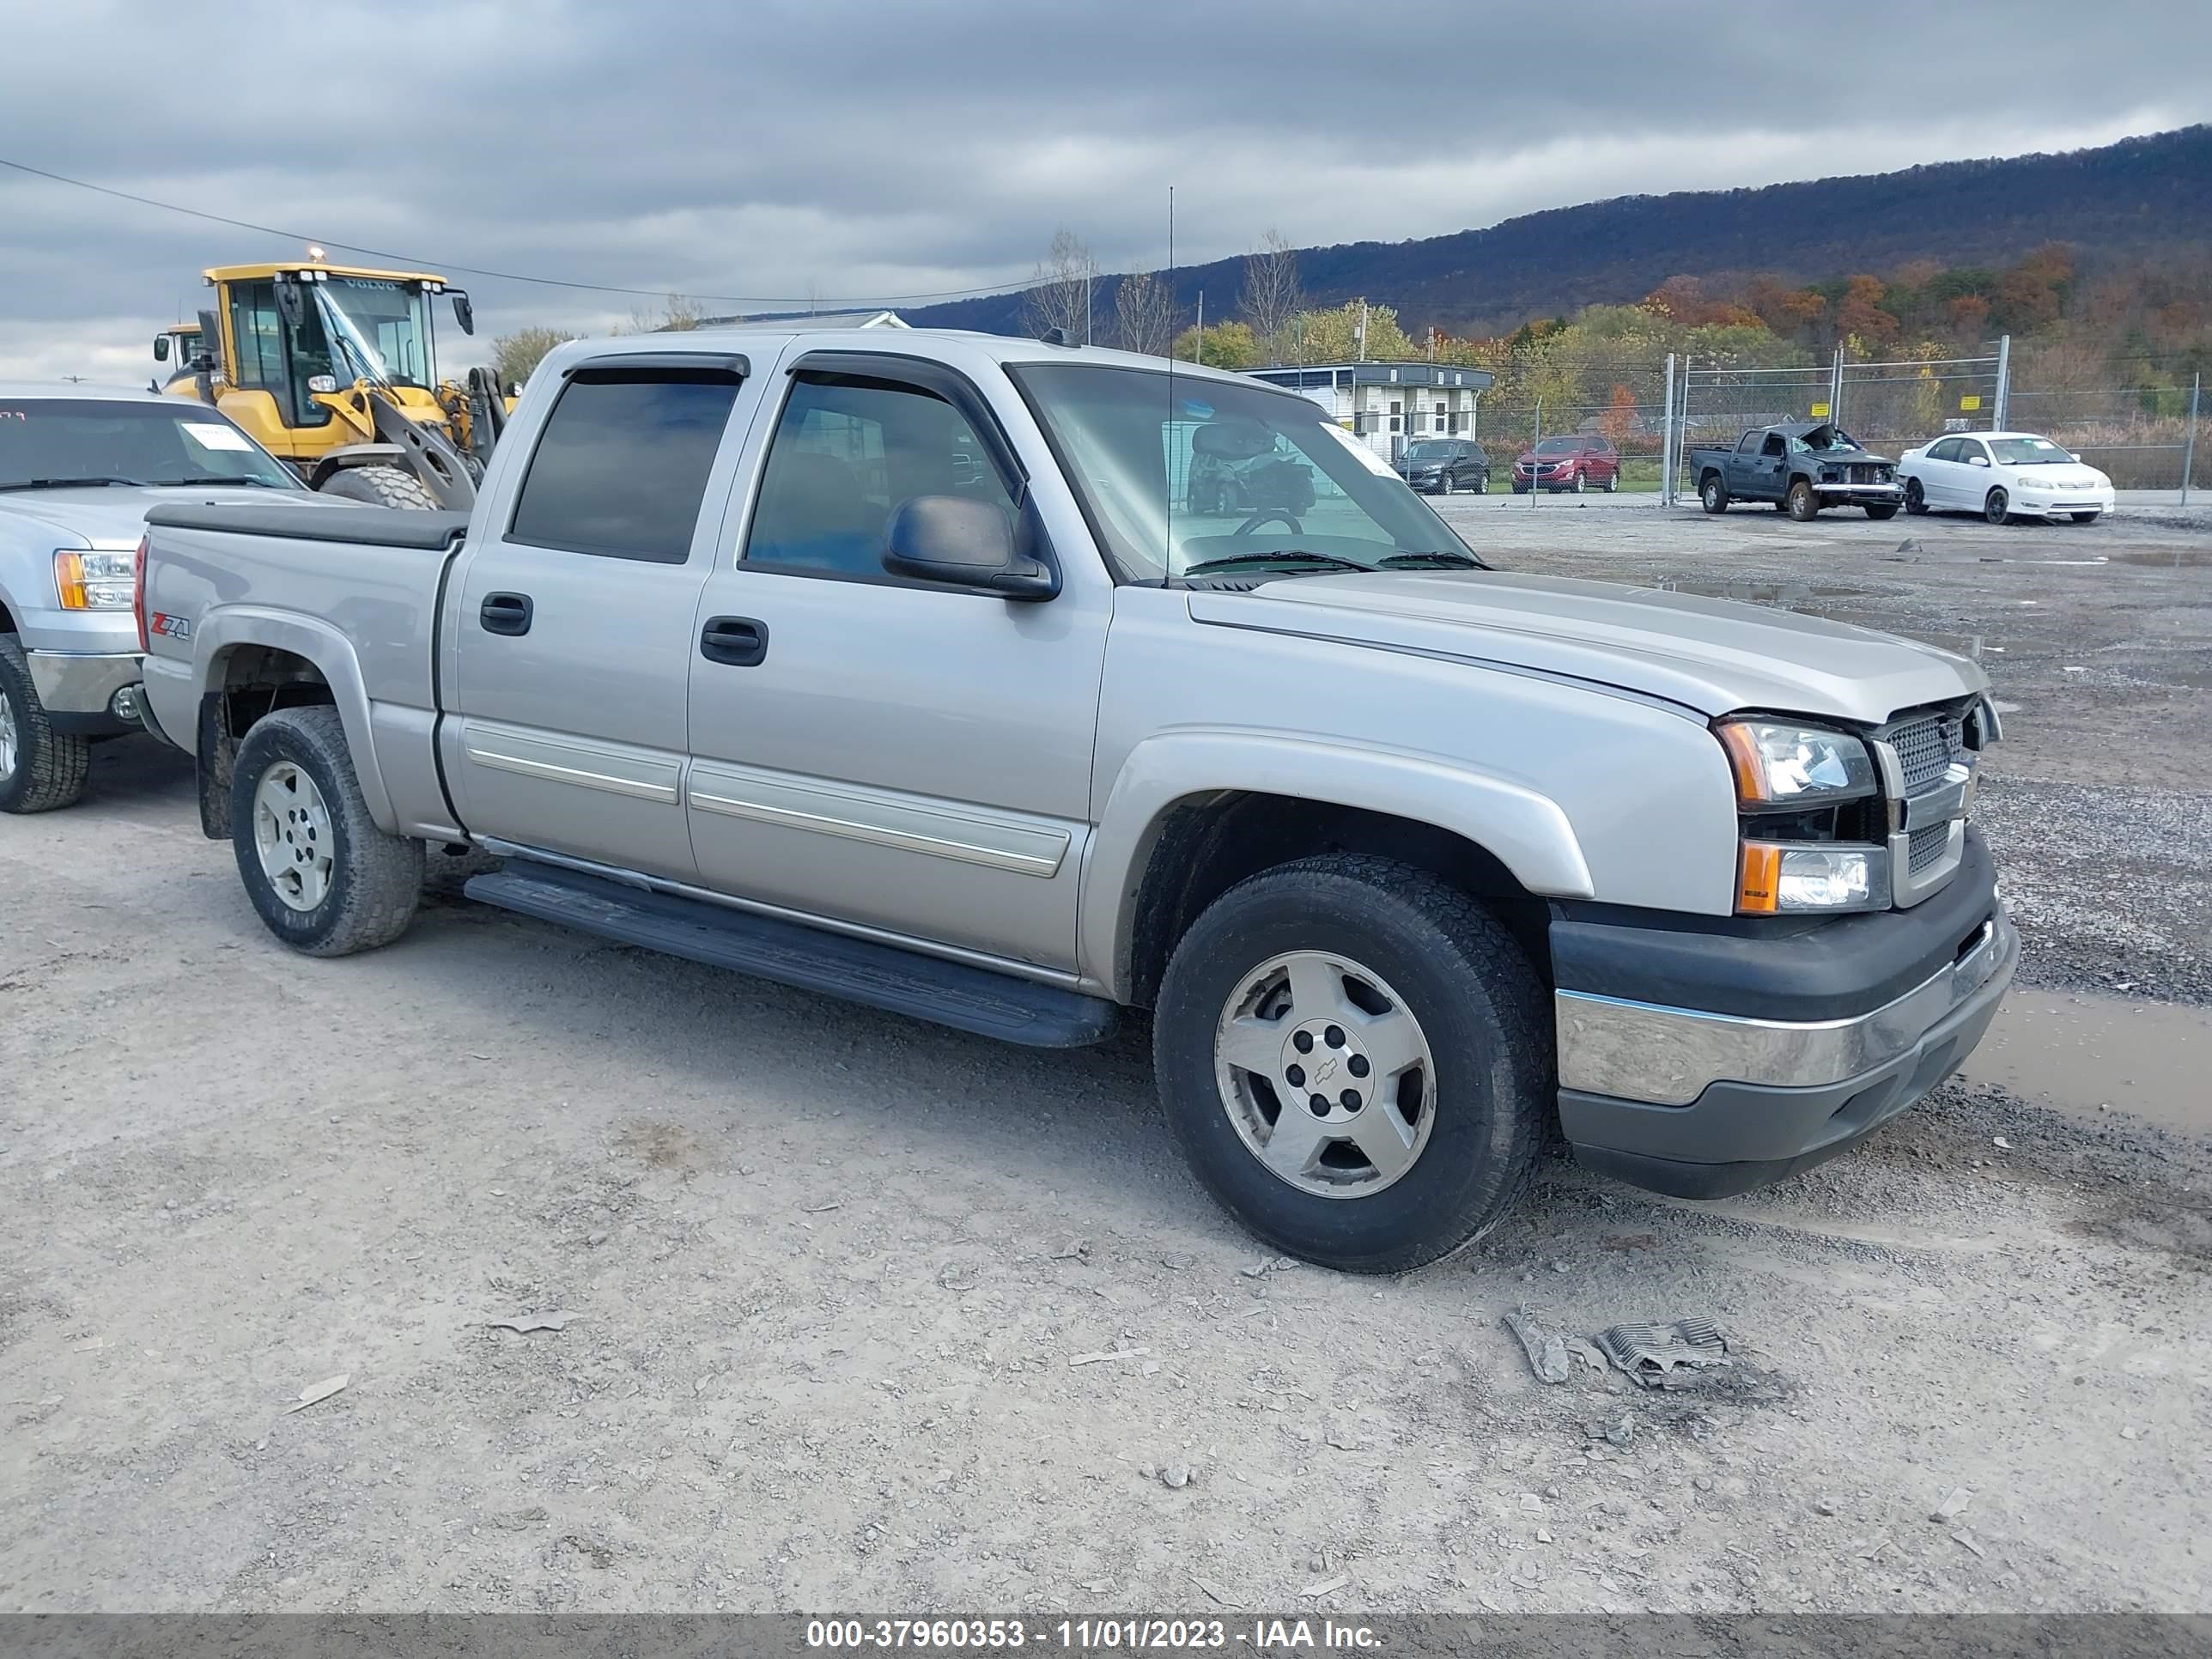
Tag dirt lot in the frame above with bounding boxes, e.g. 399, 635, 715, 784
2, 499, 2208, 1615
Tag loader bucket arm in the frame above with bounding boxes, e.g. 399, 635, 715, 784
367, 392, 478, 511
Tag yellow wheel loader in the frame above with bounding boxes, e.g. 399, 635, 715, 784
157, 258, 513, 509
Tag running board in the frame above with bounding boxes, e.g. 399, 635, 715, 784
465, 865, 1120, 1048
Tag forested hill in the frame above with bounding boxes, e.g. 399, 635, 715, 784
902, 126, 2211, 339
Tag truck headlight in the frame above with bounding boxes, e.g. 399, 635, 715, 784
1715, 719, 1878, 806
55, 550, 138, 611
1738, 843, 1890, 914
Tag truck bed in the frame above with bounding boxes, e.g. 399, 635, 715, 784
144, 501, 469, 550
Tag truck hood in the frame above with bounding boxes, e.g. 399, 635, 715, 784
0, 485, 315, 548
1188, 568, 1985, 725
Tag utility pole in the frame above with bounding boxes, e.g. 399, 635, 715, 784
1993, 334, 2011, 430
1661, 351, 1677, 506
1193, 292, 1203, 364
1357, 300, 1368, 363
2184, 371, 2200, 507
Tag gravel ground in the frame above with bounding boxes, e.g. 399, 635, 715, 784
2, 501, 2207, 1616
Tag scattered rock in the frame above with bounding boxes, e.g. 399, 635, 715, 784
1550, 1260, 1571, 1274
1605, 1417, 1635, 1448
489, 1505, 550, 1532
1815, 1497, 1838, 1516
1693, 1476, 1715, 1492
1930, 1487, 1973, 1522
2120, 1426, 2141, 1441
585, 1231, 609, 1248
1301, 1573, 1350, 1599
1162, 1464, 1192, 1490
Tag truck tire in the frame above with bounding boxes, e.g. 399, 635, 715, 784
1865, 503, 1899, 520
1153, 854, 1551, 1273
0, 635, 92, 814
319, 464, 440, 511
1699, 472, 1729, 514
1785, 478, 1820, 521
230, 705, 422, 957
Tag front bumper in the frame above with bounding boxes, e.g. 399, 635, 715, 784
1550, 837, 2014, 1197
2015, 489, 2114, 519
26, 650, 143, 729
1813, 480, 1903, 507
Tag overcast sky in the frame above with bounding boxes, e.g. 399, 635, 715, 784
3, 0, 2207, 383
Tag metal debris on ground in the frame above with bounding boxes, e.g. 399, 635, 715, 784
1301, 1573, 1350, 1598
486, 1312, 575, 1334
1241, 1256, 1299, 1279
1503, 1310, 1571, 1384
1563, 1335, 1610, 1374
1594, 1319, 1729, 1389
1930, 1487, 1974, 1522
282, 1374, 350, 1414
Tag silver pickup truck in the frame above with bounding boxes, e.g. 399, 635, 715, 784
1, 383, 310, 812
136, 330, 2017, 1271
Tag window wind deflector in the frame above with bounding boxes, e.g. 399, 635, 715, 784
565, 352, 750, 380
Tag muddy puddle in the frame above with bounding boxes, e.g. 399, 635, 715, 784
1959, 988, 2212, 1136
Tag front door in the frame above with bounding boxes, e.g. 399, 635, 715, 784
444, 353, 761, 880
684, 352, 1109, 971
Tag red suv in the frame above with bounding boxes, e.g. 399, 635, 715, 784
1512, 434, 1621, 494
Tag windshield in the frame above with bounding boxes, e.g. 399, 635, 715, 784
0, 398, 300, 490
1532, 438, 1577, 455
1010, 363, 1481, 582
1790, 426, 1858, 453
314, 276, 434, 387
1990, 436, 2069, 465
1401, 441, 1455, 460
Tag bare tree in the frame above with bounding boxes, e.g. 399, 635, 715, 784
623, 294, 703, 334
1112, 270, 1176, 358
1021, 227, 1096, 343
491, 326, 577, 388
1238, 229, 1303, 360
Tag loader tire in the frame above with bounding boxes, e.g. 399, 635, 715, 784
319, 464, 440, 511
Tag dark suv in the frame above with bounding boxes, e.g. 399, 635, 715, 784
1394, 438, 1491, 495
1513, 434, 1621, 494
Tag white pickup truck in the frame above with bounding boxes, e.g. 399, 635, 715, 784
0, 382, 309, 811
136, 330, 2017, 1270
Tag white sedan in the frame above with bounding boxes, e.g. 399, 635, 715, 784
1897, 431, 2115, 525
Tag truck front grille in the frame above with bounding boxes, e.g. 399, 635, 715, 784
1885, 710, 1967, 792
1907, 823, 1951, 874
1845, 463, 1887, 485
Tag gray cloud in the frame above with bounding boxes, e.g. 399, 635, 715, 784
3, 0, 2208, 380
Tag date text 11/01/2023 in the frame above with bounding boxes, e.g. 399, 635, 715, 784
804, 1619, 1382, 1650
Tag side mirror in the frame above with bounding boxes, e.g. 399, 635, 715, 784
451, 293, 476, 336
1970, 454, 1990, 468
274, 277, 305, 329
883, 495, 1058, 601
154, 335, 171, 363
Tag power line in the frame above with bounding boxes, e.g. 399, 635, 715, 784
0, 155, 1032, 309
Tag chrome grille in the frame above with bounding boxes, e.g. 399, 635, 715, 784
1907, 823, 1950, 874
1887, 711, 1966, 792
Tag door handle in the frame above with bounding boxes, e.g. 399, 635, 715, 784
700, 615, 769, 667
480, 592, 533, 636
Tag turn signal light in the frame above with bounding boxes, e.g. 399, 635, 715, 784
1736, 843, 1782, 915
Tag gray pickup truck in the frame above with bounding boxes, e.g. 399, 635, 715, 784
1692, 422, 1904, 521
137, 330, 2016, 1271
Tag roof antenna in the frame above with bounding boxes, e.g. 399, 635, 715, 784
1038, 325, 1076, 348
1165, 184, 1176, 586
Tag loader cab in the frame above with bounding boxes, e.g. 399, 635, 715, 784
150, 324, 206, 392
175, 261, 475, 468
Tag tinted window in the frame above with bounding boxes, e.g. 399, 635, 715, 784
1761, 433, 1787, 457
508, 368, 741, 562
1737, 431, 1760, 453
1959, 440, 1989, 464
1929, 438, 1960, 462
745, 374, 1017, 579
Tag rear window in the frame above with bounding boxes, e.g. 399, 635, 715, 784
507, 368, 742, 562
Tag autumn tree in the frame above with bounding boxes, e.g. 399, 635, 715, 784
1170, 320, 1261, 370
1835, 276, 1901, 349
1021, 226, 1097, 343
1112, 270, 1176, 358
1238, 229, 1303, 358
491, 326, 577, 388
1599, 383, 1638, 441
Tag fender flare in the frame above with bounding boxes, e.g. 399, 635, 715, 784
191, 606, 397, 831
1078, 728, 1594, 998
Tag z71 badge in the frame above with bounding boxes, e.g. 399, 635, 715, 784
149, 611, 191, 641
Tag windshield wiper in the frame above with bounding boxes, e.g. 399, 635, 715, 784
1376, 550, 1486, 570
143, 475, 288, 488
0, 476, 143, 491
1181, 550, 1372, 578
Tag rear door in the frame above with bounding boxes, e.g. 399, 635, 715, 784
1920, 436, 1962, 506
441, 350, 761, 880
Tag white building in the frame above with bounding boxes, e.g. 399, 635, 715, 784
1245, 362, 1495, 462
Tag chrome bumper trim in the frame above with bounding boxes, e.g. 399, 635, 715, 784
1813, 481, 1901, 495
1555, 906, 2017, 1106
25, 650, 142, 714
